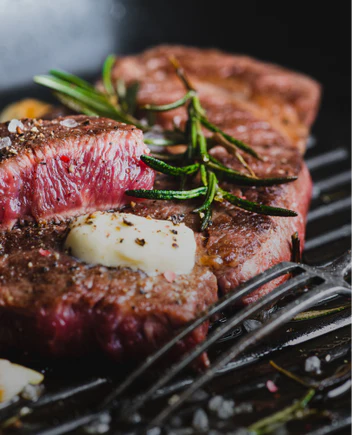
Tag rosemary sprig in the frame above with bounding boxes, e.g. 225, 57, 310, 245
248, 389, 316, 435
292, 305, 350, 321
127, 57, 297, 228
126, 186, 207, 200
142, 90, 196, 111
34, 56, 144, 130
34, 55, 298, 230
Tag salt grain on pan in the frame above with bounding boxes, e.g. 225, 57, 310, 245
8, 119, 24, 133
208, 395, 235, 419
208, 395, 224, 412
192, 409, 209, 433
189, 389, 208, 402
146, 427, 161, 435
84, 412, 111, 434
230, 429, 251, 435
168, 429, 194, 435
0, 137, 12, 149
243, 319, 262, 332
60, 118, 79, 128
217, 399, 235, 419
305, 356, 321, 374
21, 384, 44, 401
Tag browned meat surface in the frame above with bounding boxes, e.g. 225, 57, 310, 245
0, 224, 217, 365
112, 45, 318, 301
0, 46, 320, 362
111, 45, 320, 153
0, 115, 154, 229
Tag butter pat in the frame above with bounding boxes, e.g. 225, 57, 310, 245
0, 359, 44, 403
65, 212, 196, 275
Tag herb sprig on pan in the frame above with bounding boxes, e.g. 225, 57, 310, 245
34, 55, 298, 230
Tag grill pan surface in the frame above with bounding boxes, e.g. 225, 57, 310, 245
0, 1, 350, 434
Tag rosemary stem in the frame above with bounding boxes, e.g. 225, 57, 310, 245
269, 361, 316, 388
142, 90, 196, 111
248, 389, 316, 434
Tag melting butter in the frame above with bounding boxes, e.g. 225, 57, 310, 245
65, 212, 196, 275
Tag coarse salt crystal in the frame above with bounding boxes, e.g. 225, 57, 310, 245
208, 395, 224, 412
243, 319, 262, 332
305, 356, 321, 374
60, 118, 78, 128
192, 408, 209, 433
208, 395, 235, 419
0, 137, 12, 149
8, 119, 24, 133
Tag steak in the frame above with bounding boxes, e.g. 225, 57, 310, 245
111, 45, 320, 302
0, 224, 217, 365
0, 115, 154, 229
0, 46, 320, 362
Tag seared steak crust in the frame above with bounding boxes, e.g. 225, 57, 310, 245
111, 45, 318, 301
0, 115, 154, 229
111, 45, 320, 153
0, 224, 217, 364
0, 46, 320, 361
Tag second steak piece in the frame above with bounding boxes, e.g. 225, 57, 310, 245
0, 115, 154, 229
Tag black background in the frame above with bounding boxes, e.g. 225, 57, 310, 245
0, 0, 350, 146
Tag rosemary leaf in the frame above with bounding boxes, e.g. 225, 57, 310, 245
292, 305, 349, 321
194, 171, 217, 212
200, 164, 208, 186
199, 116, 261, 160
208, 154, 228, 169
125, 186, 207, 200
49, 69, 97, 93
208, 161, 298, 186
200, 208, 212, 231
34, 74, 143, 128
142, 90, 196, 111
220, 189, 297, 217
102, 54, 116, 96
211, 132, 257, 177
125, 82, 140, 115
34, 75, 124, 120
141, 155, 199, 176
53, 92, 100, 117
197, 122, 210, 163
188, 110, 198, 160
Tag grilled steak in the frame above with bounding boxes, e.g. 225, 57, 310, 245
112, 45, 319, 302
0, 223, 217, 365
0, 46, 320, 362
0, 115, 154, 229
